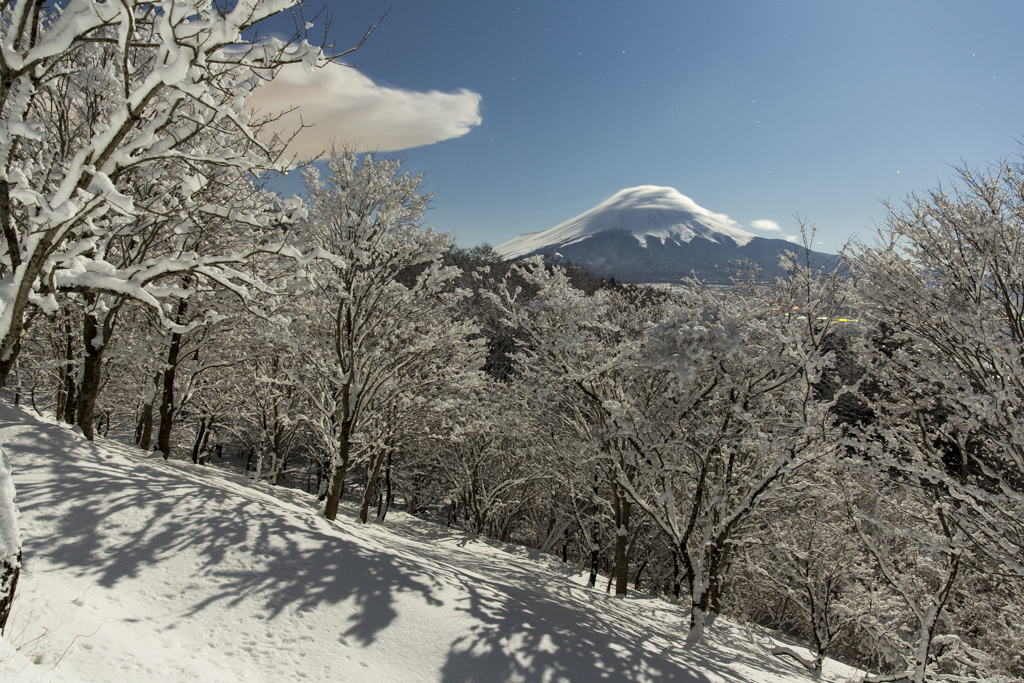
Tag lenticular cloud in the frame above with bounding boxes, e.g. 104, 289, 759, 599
750, 219, 783, 233
248, 62, 483, 158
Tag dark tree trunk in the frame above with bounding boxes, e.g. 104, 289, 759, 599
323, 426, 351, 521
323, 377, 355, 521
633, 558, 648, 591
708, 544, 729, 615
198, 421, 213, 465
191, 416, 209, 464
0, 338, 22, 392
62, 377, 77, 424
672, 551, 682, 603
612, 494, 632, 597
587, 518, 600, 589
0, 550, 20, 636
156, 299, 187, 459
0, 173, 57, 388
139, 405, 154, 449
377, 450, 393, 523
135, 372, 160, 451
270, 423, 290, 485
12, 357, 20, 405
358, 449, 387, 523
75, 302, 105, 441
75, 296, 123, 440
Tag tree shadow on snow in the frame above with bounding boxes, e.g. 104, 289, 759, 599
0, 408, 441, 647
2, 405, 820, 683
402, 543, 799, 683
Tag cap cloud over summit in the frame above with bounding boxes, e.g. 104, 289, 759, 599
496, 187, 835, 285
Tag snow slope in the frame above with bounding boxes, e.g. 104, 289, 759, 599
496, 187, 757, 260
0, 402, 861, 683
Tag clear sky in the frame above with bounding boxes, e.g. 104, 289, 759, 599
252, 1, 1024, 253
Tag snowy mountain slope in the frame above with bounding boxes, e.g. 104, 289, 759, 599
496, 187, 837, 285
0, 403, 860, 683
497, 186, 757, 260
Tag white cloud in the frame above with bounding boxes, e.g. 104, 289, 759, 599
750, 219, 783, 233
246, 62, 483, 159
750, 218, 798, 242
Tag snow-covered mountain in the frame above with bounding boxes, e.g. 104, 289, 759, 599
496, 186, 835, 284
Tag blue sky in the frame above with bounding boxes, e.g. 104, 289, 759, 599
254, 1, 1024, 253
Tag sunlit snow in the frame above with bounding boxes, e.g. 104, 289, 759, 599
495, 186, 756, 260
0, 403, 860, 683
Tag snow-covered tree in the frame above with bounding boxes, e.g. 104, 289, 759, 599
842, 458, 969, 683
428, 380, 550, 540
290, 150, 483, 522
612, 255, 849, 643
853, 159, 1024, 576
848, 157, 1024, 682
485, 260, 668, 595
743, 465, 870, 671
242, 344, 312, 482
0, 0, 331, 389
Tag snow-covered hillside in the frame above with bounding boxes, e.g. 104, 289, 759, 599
0, 403, 860, 683
495, 186, 757, 260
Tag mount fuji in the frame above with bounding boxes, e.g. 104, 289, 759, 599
495, 186, 836, 285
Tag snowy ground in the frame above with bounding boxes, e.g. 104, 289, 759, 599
0, 402, 863, 682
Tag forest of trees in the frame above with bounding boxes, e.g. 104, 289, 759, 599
0, 3, 1022, 683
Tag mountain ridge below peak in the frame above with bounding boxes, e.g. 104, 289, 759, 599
495, 186, 836, 285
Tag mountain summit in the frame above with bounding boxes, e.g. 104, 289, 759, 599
496, 186, 834, 284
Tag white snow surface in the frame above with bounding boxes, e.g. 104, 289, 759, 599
0, 444, 20, 563
0, 402, 861, 683
496, 186, 757, 260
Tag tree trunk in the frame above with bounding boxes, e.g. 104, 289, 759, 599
323, 427, 351, 521
271, 424, 291, 485
137, 402, 154, 450
135, 372, 160, 450
587, 518, 600, 589
253, 450, 263, 484
683, 546, 710, 643
155, 299, 187, 459
0, 231, 50, 389
191, 416, 209, 464
671, 551, 682, 603
62, 376, 78, 424
12, 358, 20, 406
612, 496, 632, 598
198, 420, 213, 466
0, 550, 20, 636
376, 450, 393, 523
707, 544, 729, 616
633, 558, 647, 591
75, 301, 106, 441
688, 597, 711, 645
0, 338, 22, 393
